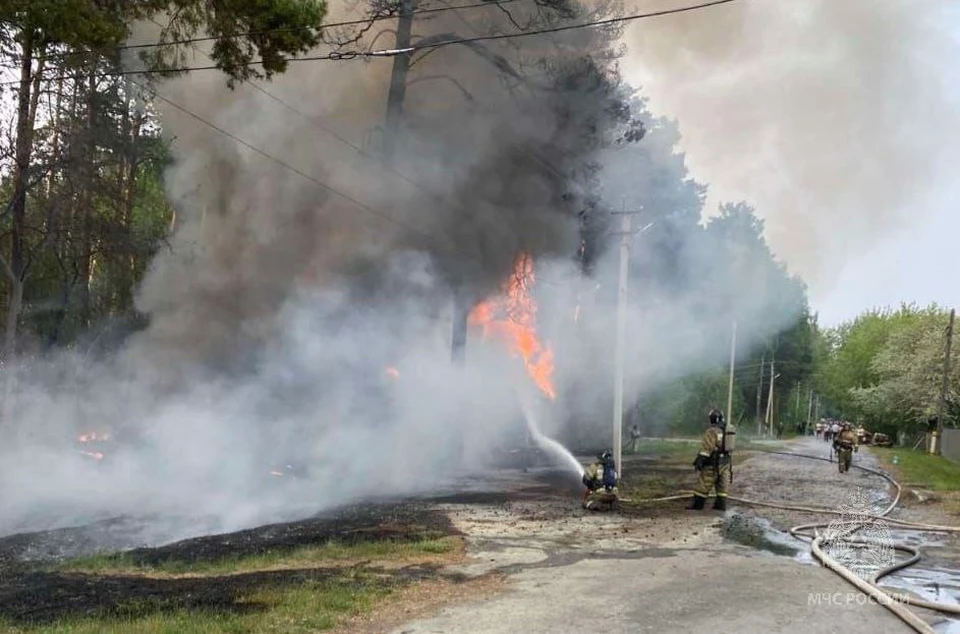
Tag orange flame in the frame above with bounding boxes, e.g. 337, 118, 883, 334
78, 431, 109, 443
468, 253, 555, 399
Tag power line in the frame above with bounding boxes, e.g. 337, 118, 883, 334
2, 0, 742, 86
387, 0, 741, 55
142, 83, 468, 260
2, 0, 534, 71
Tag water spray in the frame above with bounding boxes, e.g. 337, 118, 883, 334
516, 386, 584, 478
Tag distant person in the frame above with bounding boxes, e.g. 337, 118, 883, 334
629, 425, 641, 453
829, 421, 841, 443
777, 422, 784, 439
688, 409, 735, 512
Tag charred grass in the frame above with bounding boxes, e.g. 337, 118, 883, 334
0, 503, 469, 633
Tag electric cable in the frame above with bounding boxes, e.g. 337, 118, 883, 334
0, 0, 743, 86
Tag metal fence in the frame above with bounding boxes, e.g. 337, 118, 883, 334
941, 429, 960, 463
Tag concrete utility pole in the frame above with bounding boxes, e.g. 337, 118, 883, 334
726, 321, 737, 424
756, 352, 765, 436
766, 361, 778, 436
610, 203, 647, 477
932, 308, 955, 455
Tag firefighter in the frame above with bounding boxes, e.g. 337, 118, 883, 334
688, 409, 736, 511
582, 450, 619, 510
834, 422, 859, 474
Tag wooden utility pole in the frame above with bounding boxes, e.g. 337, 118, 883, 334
932, 308, 955, 455
381, 0, 469, 365
726, 321, 737, 424
383, 0, 417, 166
755, 352, 765, 436
795, 381, 801, 429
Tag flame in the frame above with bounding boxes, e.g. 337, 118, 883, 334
468, 253, 555, 399
78, 431, 109, 443
385, 366, 400, 379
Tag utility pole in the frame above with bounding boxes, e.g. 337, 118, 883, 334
932, 308, 955, 455
382, 0, 469, 366
610, 203, 646, 477
383, 0, 417, 166
766, 359, 777, 436
726, 320, 737, 424
807, 389, 814, 434
755, 352, 765, 436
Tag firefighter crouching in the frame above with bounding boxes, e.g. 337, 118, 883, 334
688, 409, 736, 511
834, 422, 859, 474
582, 450, 619, 511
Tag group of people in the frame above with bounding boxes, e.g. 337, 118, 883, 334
581, 408, 736, 512
581, 405, 867, 511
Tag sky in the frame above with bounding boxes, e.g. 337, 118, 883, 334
621, 0, 960, 327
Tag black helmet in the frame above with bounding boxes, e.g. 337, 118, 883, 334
709, 409, 724, 426
599, 450, 613, 462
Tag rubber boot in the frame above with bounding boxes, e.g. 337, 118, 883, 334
713, 496, 727, 511
686, 495, 705, 510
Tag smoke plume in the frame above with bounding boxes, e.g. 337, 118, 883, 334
623, 0, 960, 290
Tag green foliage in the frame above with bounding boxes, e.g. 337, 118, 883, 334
814, 304, 956, 438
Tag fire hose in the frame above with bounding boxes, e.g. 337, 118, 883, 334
618, 450, 960, 634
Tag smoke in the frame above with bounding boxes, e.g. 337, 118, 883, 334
622, 0, 960, 289
0, 1, 806, 546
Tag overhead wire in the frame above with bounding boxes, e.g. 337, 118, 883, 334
0, 0, 743, 86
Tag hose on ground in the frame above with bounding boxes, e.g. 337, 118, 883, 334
617, 449, 959, 633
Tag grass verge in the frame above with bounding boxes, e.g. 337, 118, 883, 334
872, 447, 960, 492
56, 537, 458, 577
2, 537, 462, 634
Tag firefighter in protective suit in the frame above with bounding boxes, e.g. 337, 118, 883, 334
834, 422, 859, 474
582, 450, 619, 511
688, 409, 735, 511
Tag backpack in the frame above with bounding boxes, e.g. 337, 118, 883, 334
601, 458, 617, 489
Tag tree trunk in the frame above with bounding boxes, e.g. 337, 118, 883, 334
77, 71, 97, 328
4, 30, 37, 360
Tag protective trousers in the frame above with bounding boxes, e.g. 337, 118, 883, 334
695, 460, 730, 499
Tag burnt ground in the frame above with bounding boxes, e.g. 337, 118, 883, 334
0, 501, 464, 626
3, 441, 958, 633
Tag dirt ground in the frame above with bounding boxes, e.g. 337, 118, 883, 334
1, 438, 958, 632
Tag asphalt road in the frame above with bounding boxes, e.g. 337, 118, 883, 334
390, 437, 916, 634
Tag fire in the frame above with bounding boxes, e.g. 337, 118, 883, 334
468, 253, 555, 399
385, 366, 400, 379
78, 431, 109, 443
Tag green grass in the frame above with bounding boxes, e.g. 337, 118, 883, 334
56, 537, 457, 577
1, 537, 460, 634
872, 447, 960, 492
1, 577, 391, 634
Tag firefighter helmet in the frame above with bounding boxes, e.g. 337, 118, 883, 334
709, 409, 724, 426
